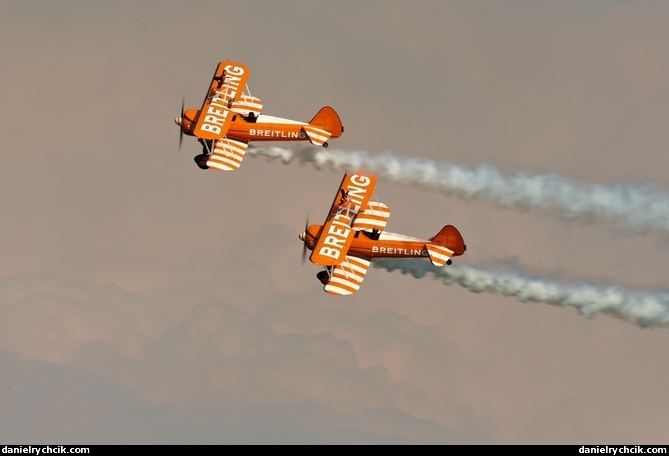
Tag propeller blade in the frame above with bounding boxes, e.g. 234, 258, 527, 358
301, 214, 309, 265
178, 95, 185, 150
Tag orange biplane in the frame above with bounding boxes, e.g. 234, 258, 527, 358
175, 60, 343, 171
299, 172, 466, 295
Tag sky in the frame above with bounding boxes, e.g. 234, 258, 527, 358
1, 0, 669, 444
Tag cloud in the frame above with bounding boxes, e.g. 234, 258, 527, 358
0, 272, 493, 443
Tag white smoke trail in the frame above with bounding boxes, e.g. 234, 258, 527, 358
247, 146, 669, 233
372, 258, 669, 328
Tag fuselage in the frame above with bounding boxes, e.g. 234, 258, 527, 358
302, 224, 433, 260
179, 110, 332, 143
226, 115, 309, 142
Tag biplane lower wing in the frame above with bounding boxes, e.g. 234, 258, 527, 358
193, 61, 251, 141
324, 255, 371, 296
310, 172, 377, 266
206, 138, 250, 171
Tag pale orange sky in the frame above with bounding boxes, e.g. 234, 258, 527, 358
1, 0, 668, 444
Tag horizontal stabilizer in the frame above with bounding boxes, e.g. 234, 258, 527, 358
302, 125, 331, 146
425, 244, 454, 267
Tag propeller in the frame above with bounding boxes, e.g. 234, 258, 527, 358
178, 95, 185, 150
301, 214, 310, 265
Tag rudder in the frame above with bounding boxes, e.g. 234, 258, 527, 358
429, 225, 466, 256
308, 106, 344, 138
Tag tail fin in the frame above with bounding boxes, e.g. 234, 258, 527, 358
424, 225, 466, 267
429, 225, 466, 256
308, 106, 344, 138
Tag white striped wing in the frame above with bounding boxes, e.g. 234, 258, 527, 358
206, 138, 249, 171
352, 201, 390, 232
324, 255, 371, 296
230, 94, 263, 117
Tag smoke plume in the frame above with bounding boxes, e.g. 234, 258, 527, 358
372, 258, 669, 328
248, 146, 669, 233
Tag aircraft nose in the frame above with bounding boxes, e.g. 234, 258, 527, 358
299, 232, 306, 241
174, 117, 182, 126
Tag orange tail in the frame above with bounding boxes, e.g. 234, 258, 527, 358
429, 225, 466, 256
309, 106, 344, 138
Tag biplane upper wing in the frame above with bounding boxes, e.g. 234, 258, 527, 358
193, 61, 251, 141
324, 254, 372, 295
310, 172, 377, 267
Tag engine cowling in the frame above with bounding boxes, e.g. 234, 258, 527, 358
175, 109, 199, 136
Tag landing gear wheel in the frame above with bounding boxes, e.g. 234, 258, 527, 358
316, 271, 329, 285
322, 142, 329, 148
194, 154, 209, 170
